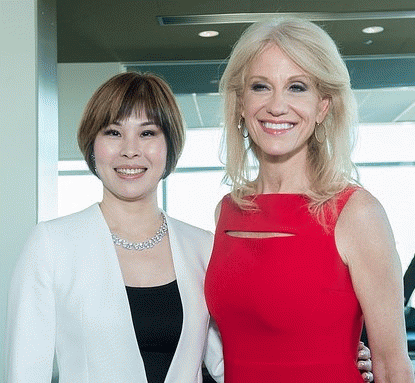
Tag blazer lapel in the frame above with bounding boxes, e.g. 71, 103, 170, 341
163, 214, 210, 383
89, 203, 149, 382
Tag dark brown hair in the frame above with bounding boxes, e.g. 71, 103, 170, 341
78, 72, 185, 178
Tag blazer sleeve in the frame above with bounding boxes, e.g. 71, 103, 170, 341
203, 316, 224, 382
4, 222, 56, 383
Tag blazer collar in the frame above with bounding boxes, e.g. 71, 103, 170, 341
86, 203, 206, 383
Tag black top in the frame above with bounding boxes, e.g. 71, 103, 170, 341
126, 280, 183, 383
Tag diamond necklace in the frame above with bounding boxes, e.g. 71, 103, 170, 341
111, 213, 168, 251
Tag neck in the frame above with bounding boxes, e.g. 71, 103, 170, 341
256, 149, 311, 194
99, 193, 162, 239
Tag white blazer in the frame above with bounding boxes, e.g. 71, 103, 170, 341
4, 204, 224, 383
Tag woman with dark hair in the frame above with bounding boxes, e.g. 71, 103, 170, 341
5, 72, 223, 383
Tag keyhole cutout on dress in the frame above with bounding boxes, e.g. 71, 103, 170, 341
225, 231, 296, 238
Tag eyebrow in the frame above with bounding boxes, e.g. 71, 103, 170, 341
111, 120, 157, 127
247, 74, 311, 82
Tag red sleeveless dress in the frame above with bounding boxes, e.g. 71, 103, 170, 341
205, 190, 364, 382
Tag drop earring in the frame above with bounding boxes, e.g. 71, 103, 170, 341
314, 123, 326, 144
237, 117, 249, 139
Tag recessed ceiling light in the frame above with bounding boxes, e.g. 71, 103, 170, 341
362, 26, 384, 34
198, 30, 219, 38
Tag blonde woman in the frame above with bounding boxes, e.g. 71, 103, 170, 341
205, 18, 412, 383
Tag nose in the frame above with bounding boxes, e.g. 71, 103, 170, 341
120, 137, 142, 158
266, 91, 289, 116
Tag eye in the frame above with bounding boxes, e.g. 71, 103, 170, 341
103, 128, 121, 137
289, 82, 308, 92
140, 129, 156, 137
140, 124, 163, 137
250, 82, 270, 92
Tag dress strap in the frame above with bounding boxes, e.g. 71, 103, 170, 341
336, 186, 360, 213
324, 186, 360, 234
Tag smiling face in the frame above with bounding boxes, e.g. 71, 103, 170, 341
241, 43, 330, 165
93, 111, 167, 204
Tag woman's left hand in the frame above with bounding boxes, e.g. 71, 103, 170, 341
357, 342, 373, 382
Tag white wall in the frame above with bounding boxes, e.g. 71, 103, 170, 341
58, 62, 123, 160
0, 54, 121, 379
0, 0, 38, 381
0, 9, 120, 380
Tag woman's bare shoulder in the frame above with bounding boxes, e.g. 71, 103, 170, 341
341, 188, 387, 224
336, 188, 395, 265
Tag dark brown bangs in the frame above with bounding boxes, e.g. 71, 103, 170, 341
107, 77, 163, 130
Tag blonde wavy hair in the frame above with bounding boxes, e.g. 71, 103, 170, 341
220, 17, 359, 219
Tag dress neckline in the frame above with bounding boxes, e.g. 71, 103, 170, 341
125, 279, 177, 290
243, 193, 310, 201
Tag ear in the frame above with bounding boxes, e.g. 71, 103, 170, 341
237, 95, 245, 119
316, 96, 331, 124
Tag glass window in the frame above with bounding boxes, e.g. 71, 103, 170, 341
166, 170, 229, 232
353, 122, 415, 272
177, 127, 224, 168
353, 122, 415, 163
357, 166, 415, 271
58, 121, 415, 269
58, 89, 415, 287
58, 173, 103, 217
